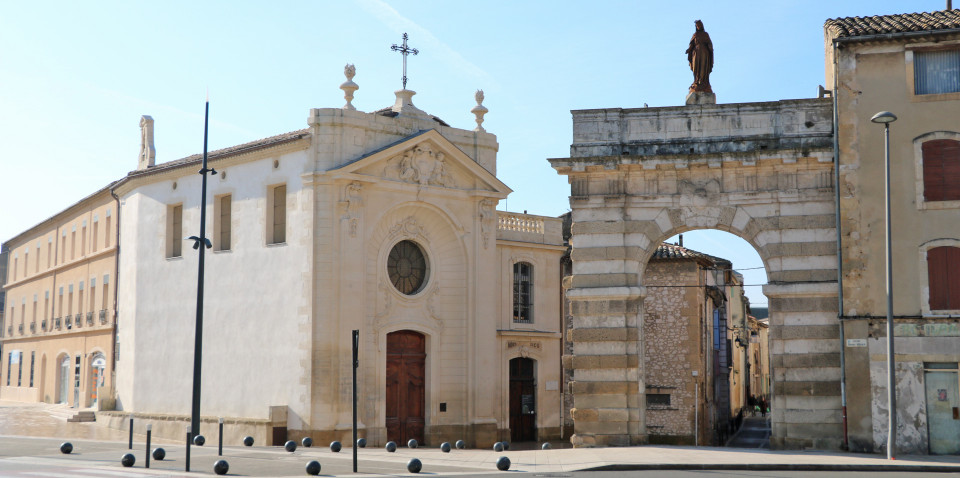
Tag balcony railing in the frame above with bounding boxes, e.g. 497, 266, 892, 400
99, 309, 107, 325
30, 322, 36, 334
54, 317, 62, 329
86, 312, 94, 326
41, 319, 47, 331
75, 313, 82, 328
7, 326, 12, 336
17, 324, 24, 335
65, 315, 72, 329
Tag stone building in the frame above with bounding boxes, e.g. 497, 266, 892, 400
551, 7, 959, 453
826, 9, 960, 455
104, 75, 565, 446
0, 186, 118, 413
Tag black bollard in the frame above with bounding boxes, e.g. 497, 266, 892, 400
213, 459, 229, 475
305, 460, 321, 475
59, 442, 73, 454
153, 448, 166, 460
356, 437, 367, 448
440, 442, 451, 453
542, 442, 551, 450
121, 453, 135, 467
146, 424, 152, 468
302, 437, 313, 448
407, 438, 418, 449
284, 440, 297, 452
407, 458, 422, 473
493, 442, 504, 452
329, 441, 341, 453
385, 441, 397, 452
243, 436, 254, 447
128, 414, 134, 450
496, 456, 511, 471
218, 417, 224, 456
455, 439, 465, 449
186, 425, 192, 472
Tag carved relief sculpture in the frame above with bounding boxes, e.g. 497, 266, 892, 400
339, 181, 362, 237
389, 143, 456, 188
686, 20, 713, 93
479, 199, 496, 249
138, 115, 156, 170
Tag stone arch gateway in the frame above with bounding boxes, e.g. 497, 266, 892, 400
550, 98, 843, 449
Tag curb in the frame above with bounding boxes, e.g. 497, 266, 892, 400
584, 463, 960, 473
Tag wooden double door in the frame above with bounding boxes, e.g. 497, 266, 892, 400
386, 331, 425, 444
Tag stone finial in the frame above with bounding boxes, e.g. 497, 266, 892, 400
470, 89, 488, 132
340, 64, 359, 111
138, 115, 156, 170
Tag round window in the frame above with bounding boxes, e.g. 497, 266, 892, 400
387, 240, 428, 295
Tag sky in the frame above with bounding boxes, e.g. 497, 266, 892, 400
1, 0, 948, 307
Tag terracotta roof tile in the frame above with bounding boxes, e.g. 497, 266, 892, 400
652, 243, 717, 263
825, 10, 960, 39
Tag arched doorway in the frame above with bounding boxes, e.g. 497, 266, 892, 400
57, 355, 70, 404
509, 357, 537, 442
386, 331, 425, 445
89, 353, 106, 408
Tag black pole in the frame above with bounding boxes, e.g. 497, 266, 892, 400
128, 415, 133, 449
186, 425, 192, 472
190, 99, 212, 440
146, 425, 151, 469
352, 329, 359, 473
218, 417, 224, 456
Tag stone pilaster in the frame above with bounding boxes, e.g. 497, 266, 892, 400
566, 286, 646, 447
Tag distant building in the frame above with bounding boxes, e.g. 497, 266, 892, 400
0, 186, 118, 412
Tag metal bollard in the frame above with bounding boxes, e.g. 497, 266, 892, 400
218, 417, 224, 456
128, 413, 134, 450
185, 425, 192, 472
146, 424, 152, 468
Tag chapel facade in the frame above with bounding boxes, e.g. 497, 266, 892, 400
105, 75, 565, 446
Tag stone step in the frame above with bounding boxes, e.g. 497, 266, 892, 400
66, 411, 96, 422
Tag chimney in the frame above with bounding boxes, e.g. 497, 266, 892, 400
679, 234, 684, 247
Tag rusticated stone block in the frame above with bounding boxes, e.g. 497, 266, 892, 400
769, 296, 839, 312
570, 327, 638, 342
770, 325, 840, 340
570, 381, 633, 394
772, 352, 840, 368
774, 380, 842, 396
598, 408, 629, 422
570, 273, 638, 289
570, 408, 599, 422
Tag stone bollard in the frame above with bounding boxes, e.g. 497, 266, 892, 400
284, 440, 297, 452
496, 456, 511, 471
407, 458, 422, 473
440, 442, 451, 453
152, 448, 166, 460
121, 453, 135, 467
213, 459, 229, 475
243, 436, 254, 447
407, 439, 418, 449
302, 437, 313, 448
493, 442, 504, 452
385, 441, 397, 452
330, 441, 342, 452
60, 442, 73, 454
455, 439, 465, 449
356, 437, 367, 448
193, 435, 206, 446
305, 460, 321, 475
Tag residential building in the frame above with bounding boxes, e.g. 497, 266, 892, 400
0, 186, 118, 410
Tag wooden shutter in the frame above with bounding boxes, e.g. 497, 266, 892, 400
923, 139, 960, 202
928, 246, 960, 310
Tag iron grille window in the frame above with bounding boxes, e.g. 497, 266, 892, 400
513, 262, 533, 323
915, 49, 960, 95
647, 393, 671, 406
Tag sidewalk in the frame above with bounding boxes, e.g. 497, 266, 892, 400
0, 401, 958, 476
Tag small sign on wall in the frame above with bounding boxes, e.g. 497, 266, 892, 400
845, 338, 867, 347
545, 381, 558, 391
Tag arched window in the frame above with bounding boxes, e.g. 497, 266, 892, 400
927, 246, 960, 311
513, 262, 533, 323
922, 139, 960, 202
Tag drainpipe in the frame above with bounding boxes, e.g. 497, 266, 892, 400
109, 186, 121, 403
831, 41, 849, 451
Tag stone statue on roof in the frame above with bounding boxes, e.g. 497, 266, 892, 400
686, 20, 713, 94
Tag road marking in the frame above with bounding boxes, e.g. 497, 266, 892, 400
22, 470, 151, 478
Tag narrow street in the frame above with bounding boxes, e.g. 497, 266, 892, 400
727, 416, 771, 448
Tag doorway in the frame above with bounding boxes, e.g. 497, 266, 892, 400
386, 331, 425, 445
89, 353, 106, 408
509, 357, 537, 442
925, 363, 960, 454
57, 355, 69, 404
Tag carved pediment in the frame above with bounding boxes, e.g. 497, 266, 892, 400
330, 129, 511, 196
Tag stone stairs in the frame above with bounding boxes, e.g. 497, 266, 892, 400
45, 403, 96, 422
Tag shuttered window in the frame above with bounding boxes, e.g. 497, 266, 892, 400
915, 49, 960, 95
513, 262, 533, 323
928, 246, 960, 311
923, 139, 960, 202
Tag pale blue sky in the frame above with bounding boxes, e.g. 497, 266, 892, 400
1, 1, 946, 306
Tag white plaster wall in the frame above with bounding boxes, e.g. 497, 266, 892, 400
117, 149, 312, 422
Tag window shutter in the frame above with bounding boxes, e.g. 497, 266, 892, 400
923, 139, 960, 202
928, 246, 960, 310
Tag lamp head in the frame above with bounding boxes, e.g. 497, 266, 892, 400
870, 111, 897, 124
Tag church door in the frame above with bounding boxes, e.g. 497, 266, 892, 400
386, 331, 425, 445
509, 357, 537, 442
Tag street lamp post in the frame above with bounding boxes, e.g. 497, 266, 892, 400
870, 110, 897, 460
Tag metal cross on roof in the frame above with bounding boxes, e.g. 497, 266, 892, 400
390, 33, 419, 90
